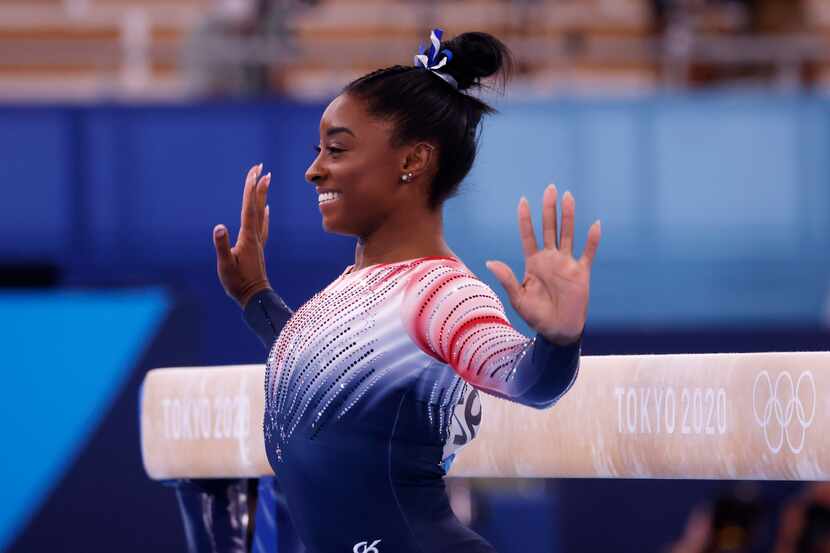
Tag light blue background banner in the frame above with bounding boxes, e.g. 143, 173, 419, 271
1, 95, 828, 327
0, 290, 169, 551
446, 96, 830, 327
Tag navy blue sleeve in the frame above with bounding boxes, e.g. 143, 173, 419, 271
507, 332, 581, 409
465, 331, 581, 409
243, 289, 293, 350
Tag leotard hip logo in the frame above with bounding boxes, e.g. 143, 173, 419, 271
353, 539, 381, 553
752, 371, 815, 454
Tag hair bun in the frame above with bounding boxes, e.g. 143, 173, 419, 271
441, 31, 513, 93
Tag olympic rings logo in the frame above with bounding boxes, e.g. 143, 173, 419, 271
752, 371, 816, 454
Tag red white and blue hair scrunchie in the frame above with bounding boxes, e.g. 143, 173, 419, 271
413, 28, 459, 90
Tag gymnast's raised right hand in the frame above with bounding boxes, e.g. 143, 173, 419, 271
213, 163, 272, 309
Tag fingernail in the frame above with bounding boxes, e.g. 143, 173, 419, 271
258, 163, 264, 172
264, 172, 271, 181
214, 226, 225, 237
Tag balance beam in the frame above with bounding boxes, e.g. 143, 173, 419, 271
140, 352, 829, 481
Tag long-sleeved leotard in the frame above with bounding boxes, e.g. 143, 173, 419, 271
244, 256, 581, 553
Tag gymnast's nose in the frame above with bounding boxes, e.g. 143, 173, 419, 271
305, 154, 326, 185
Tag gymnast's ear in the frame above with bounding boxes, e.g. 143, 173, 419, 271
400, 141, 437, 181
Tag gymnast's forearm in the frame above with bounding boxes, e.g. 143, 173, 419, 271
242, 288, 293, 349
405, 261, 584, 409
476, 332, 582, 409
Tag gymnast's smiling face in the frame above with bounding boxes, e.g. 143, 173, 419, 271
304, 93, 435, 238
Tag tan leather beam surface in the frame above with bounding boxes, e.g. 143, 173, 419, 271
140, 364, 271, 479
140, 352, 830, 480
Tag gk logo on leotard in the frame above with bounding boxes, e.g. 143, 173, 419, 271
353, 539, 381, 553
752, 371, 816, 454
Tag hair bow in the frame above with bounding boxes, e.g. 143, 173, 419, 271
413, 28, 458, 89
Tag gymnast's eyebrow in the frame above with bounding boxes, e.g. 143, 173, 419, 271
325, 126, 356, 138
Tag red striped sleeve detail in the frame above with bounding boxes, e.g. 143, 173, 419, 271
452, 325, 493, 370
463, 324, 517, 376
477, 339, 527, 378
446, 315, 510, 369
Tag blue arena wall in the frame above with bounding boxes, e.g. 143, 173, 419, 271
2, 94, 829, 330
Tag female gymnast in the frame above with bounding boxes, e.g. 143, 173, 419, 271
184, 28, 601, 553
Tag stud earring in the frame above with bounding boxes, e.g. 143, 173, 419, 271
401, 172, 413, 182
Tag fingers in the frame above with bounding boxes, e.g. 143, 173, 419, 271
256, 172, 271, 239
542, 184, 558, 250
213, 224, 233, 265
485, 260, 522, 303
262, 205, 270, 244
517, 196, 538, 258
559, 191, 575, 256
580, 220, 602, 269
240, 163, 263, 240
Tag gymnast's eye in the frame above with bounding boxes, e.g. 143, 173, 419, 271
312, 145, 344, 157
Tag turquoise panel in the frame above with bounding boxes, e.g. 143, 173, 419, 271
0, 289, 169, 551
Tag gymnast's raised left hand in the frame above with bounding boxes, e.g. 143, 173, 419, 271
213, 163, 273, 309
485, 185, 601, 347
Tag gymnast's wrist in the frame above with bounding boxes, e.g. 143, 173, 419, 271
541, 328, 583, 347
238, 281, 273, 309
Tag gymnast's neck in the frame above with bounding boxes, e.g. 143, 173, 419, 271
352, 206, 456, 271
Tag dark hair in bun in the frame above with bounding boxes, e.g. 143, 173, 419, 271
342, 31, 513, 210
439, 31, 512, 93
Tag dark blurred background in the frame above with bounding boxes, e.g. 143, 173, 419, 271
2, 0, 830, 552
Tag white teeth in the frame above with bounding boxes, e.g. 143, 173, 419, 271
318, 191, 342, 204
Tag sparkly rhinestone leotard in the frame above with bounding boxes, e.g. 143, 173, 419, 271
243, 255, 581, 553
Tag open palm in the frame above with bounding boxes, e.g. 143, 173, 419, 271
486, 184, 601, 346
213, 163, 273, 308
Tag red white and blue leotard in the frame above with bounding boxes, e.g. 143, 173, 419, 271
244, 255, 581, 553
